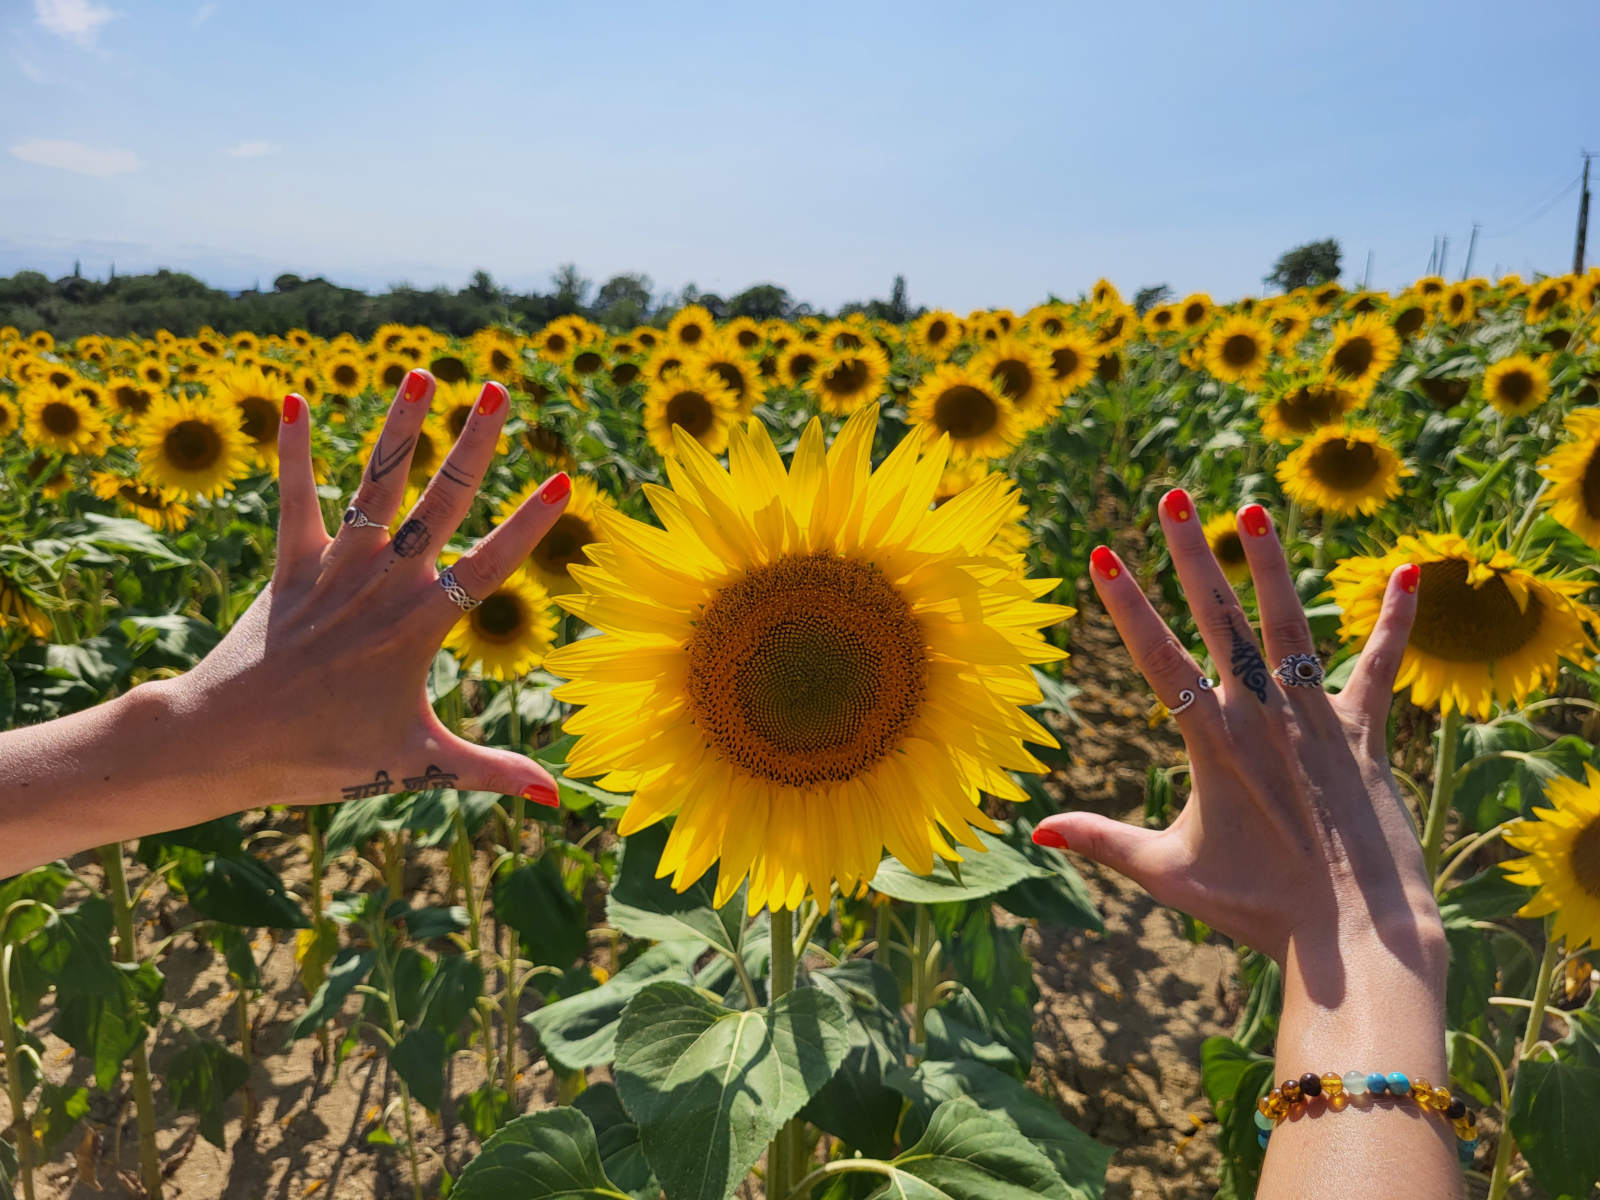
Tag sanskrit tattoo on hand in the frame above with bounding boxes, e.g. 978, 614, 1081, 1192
367, 434, 415, 483
393, 518, 431, 558
341, 769, 396, 800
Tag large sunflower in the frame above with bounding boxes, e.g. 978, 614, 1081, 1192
1202, 314, 1273, 385
641, 364, 740, 459
498, 475, 618, 595
1259, 376, 1362, 442
90, 471, 193, 533
134, 394, 251, 499
973, 334, 1059, 428
21, 388, 108, 456
1483, 353, 1550, 418
543, 407, 1072, 911
1322, 313, 1400, 396
934, 461, 1029, 560
1539, 407, 1600, 546
211, 366, 283, 467
907, 363, 1024, 462
809, 344, 890, 415
1327, 532, 1597, 718
1276, 426, 1406, 516
1501, 765, 1600, 951
443, 567, 557, 681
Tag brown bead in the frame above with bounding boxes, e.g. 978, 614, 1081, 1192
1299, 1072, 1323, 1098
1280, 1079, 1302, 1103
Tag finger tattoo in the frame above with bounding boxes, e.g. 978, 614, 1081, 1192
1228, 621, 1270, 702
393, 518, 432, 558
368, 435, 415, 483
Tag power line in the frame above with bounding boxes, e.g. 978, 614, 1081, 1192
1480, 173, 1583, 238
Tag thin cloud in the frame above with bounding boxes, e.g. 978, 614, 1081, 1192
13, 54, 46, 82
33, 0, 115, 44
11, 138, 141, 176
225, 140, 279, 159
193, 2, 216, 25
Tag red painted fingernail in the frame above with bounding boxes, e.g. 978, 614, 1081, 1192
1161, 488, 1193, 523
1032, 826, 1069, 850
476, 381, 508, 416
1397, 563, 1420, 594
1090, 545, 1122, 580
403, 369, 430, 402
281, 393, 302, 424
522, 782, 559, 808
1239, 503, 1271, 538
542, 472, 571, 504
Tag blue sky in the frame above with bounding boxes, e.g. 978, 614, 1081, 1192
4, 0, 1598, 311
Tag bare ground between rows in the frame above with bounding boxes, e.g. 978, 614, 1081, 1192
7, 599, 1237, 1199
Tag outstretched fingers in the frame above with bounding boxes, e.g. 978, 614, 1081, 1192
1338, 563, 1420, 726
391, 381, 511, 569
427, 472, 572, 627
273, 393, 327, 582
328, 368, 436, 562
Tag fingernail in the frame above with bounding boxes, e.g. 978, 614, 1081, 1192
542, 472, 571, 504
282, 393, 302, 424
522, 782, 559, 808
403, 369, 431, 403
1032, 826, 1069, 850
1161, 488, 1193, 523
1239, 503, 1271, 538
476, 381, 508, 416
1397, 563, 1420, 594
1090, 545, 1122, 580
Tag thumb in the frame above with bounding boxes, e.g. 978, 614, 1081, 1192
1032, 812, 1167, 892
435, 733, 560, 808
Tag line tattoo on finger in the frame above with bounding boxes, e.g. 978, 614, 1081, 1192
1227, 619, 1270, 702
368, 434, 416, 483
393, 518, 432, 558
438, 462, 472, 487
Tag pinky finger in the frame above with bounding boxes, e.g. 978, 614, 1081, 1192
430, 471, 572, 622
275, 394, 328, 579
1338, 562, 1420, 724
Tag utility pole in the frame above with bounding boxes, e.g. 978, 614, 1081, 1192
1576, 151, 1593, 274
1361, 249, 1373, 289
1438, 236, 1450, 279
1462, 223, 1480, 280
1427, 236, 1438, 276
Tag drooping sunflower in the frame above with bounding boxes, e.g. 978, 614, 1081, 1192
1483, 353, 1551, 417
498, 475, 618, 595
543, 406, 1073, 911
1327, 532, 1598, 718
0, 570, 51, 639
907, 362, 1024, 462
134, 394, 251, 499
1322, 313, 1400, 396
1202, 314, 1273, 385
641, 363, 740, 459
973, 334, 1060, 428
21, 388, 108, 456
1276, 426, 1406, 516
1203, 514, 1252, 585
1041, 329, 1099, 397
808, 344, 890, 416
1501, 765, 1600, 951
1259, 375, 1362, 442
1537, 407, 1600, 546
442, 567, 557, 682
210, 366, 283, 466
667, 304, 716, 349
90, 471, 193, 533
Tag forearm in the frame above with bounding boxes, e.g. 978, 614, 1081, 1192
1259, 918, 1458, 1198
0, 679, 251, 875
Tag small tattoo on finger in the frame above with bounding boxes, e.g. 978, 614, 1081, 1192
394, 519, 432, 558
1228, 621, 1270, 702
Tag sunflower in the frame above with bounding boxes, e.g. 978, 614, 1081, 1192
211, 366, 283, 466
1203, 514, 1251, 585
138, 358, 171, 389
1501, 765, 1600, 951
973, 335, 1059, 428
1202, 314, 1273, 385
809, 344, 891, 415
374, 354, 411, 393
1327, 532, 1597, 718
907, 362, 1024, 462
90, 471, 193, 533
0, 394, 18, 439
1538, 407, 1600, 546
1090, 305, 1138, 351
0, 571, 51, 639
1437, 283, 1477, 325
543, 406, 1072, 911
1267, 304, 1311, 352
722, 317, 765, 352
21, 388, 108, 455
1027, 304, 1070, 339
1041, 329, 1099, 396
667, 305, 715, 349
1277, 426, 1406, 516
1483, 353, 1550, 417
322, 351, 369, 398
821, 320, 868, 353
694, 336, 763, 416
498, 475, 617, 595
1322, 313, 1400, 396
106, 376, 155, 418
641, 364, 740, 459
1178, 293, 1214, 331
1259, 376, 1362, 442
442, 567, 557, 682
935, 461, 1029, 560
780, 344, 821, 387
905, 311, 960, 359
134, 394, 251, 499
1525, 279, 1568, 325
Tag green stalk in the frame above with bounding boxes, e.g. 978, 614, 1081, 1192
375, 926, 426, 1200
451, 809, 498, 1083
98, 843, 162, 1200
1421, 709, 1463, 878
0, 945, 38, 1200
911, 904, 933, 1057
1485, 929, 1561, 1200
307, 813, 332, 1067
503, 676, 525, 1098
873, 902, 891, 964
766, 906, 797, 1195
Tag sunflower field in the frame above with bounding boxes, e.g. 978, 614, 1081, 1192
2, 267, 1600, 1200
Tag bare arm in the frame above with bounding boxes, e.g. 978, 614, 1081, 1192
0, 370, 569, 877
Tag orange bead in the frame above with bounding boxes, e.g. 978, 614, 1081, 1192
1431, 1086, 1452, 1110
1320, 1072, 1344, 1098
1411, 1079, 1433, 1107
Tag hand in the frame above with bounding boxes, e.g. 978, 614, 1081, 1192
1033, 489, 1441, 979
166, 368, 569, 813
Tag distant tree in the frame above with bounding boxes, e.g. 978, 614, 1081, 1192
464, 269, 502, 303
1132, 284, 1172, 314
727, 283, 793, 321
273, 273, 304, 292
1264, 239, 1341, 293
594, 273, 653, 328
839, 276, 919, 322
550, 264, 590, 317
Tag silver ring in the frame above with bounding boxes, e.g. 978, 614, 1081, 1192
1169, 676, 1214, 715
342, 504, 383, 530
437, 568, 480, 612
1274, 652, 1325, 689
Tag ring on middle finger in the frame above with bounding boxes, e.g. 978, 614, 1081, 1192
1273, 652, 1325, 689
1168, 676, 1215, 715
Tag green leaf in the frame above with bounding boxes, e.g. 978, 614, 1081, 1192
290, 947, 377, 1040
869, 830, 1042, 904
420, 954, 483, 1043
453, 1107, 627, 1200
1199, 1036, 1270, 1110
993, 820, 1103, 933
392, 1026, 447, 1112
399, 903, 469, 943
801, 961, 909, 1158
35, 1081, 90, 1156
866, 1098, 1081, 1200
1200, 1036, 1273, 1199
931, 902, 1037, 1067
613, 981, 850, 1200
428, 649, 461, 705
495, 858, 586, 968
460, 1083, 516, 1142
0, 1134, 17, 1197
1508, 1057, 1600, 1199
166, 1039, 250, 1148
177, 854, 309, 929
888, 1061, 1109, 1198
135, 814, 246, 867
63, 512, 189, 564
55, 959, 164, 1090
606, 822, 745, 957
525, 943, 700, 1072
0, 658, 15, 728
1439, 868, 1534, 924
119, 613, 219, 669
573, 1083, 660, 1200
922, 992, 1021, 1075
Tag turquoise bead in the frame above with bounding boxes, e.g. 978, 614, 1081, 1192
1366, 1072, 1389, 1095
1386, 1072, 1410, 1096
1257, 1130, 1271, 1150
1342, 1070, 1369, 1096
1253, 1108, 1275, 1132
1458, 1138, 1478, 1162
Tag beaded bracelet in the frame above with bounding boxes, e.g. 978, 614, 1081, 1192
1254, 1071, 1480, 1166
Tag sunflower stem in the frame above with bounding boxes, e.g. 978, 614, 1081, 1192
767, 906, 797, 1196
98, 843, 163, 1200
911, 904, 932, 1060
1486, 927, 1561, 1200
0, 946, 39, 1200
1421, 708, 1463, 878
1507, 481, 1549, 558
